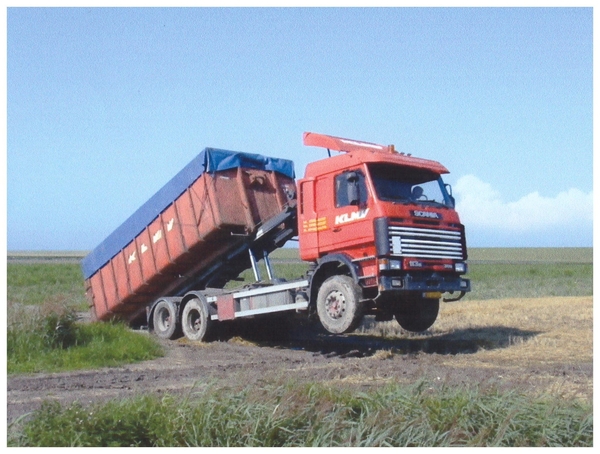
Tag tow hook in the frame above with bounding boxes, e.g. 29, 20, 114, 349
443, 291, 466, 303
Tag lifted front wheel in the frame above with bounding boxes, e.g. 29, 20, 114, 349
394, 297, 439, 332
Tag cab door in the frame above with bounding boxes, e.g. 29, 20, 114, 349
316, 168, 372, 257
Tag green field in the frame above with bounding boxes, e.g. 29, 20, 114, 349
7, 263, 89, 309
467, 247, 592, 263
6, 247, 593, 307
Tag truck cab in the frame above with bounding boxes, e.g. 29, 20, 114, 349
298, 132, 470, 333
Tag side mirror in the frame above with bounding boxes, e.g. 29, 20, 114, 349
445, 184, 455, 207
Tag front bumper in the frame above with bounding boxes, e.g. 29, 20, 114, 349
378, 272, 471, 294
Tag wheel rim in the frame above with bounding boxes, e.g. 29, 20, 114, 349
325, 290, 346, 319
186, 309, 202, 333
157, 307, 171, 332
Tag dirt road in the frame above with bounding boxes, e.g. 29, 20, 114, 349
7, 297, 593, 426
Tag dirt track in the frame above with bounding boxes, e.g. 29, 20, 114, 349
7, 298, 593, 426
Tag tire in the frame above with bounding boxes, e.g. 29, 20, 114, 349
181, 298, 213, 342
152, 299, 180, 339
316, 275, 364, 334
394, 297, 439, 332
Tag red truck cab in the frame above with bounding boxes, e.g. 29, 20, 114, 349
298, 132, 470, 333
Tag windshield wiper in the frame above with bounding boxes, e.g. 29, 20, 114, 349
414, 200, 446, 208
388, 198, 411, 205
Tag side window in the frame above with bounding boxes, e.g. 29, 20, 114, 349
335, 170, 368, 208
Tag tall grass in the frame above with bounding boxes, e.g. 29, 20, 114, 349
11, 380, 592, 447
7, 301, 163, 374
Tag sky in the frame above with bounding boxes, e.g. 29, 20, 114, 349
5, 5, 594, 250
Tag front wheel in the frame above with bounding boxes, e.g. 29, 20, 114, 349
394, 297, 439, 332
316, 275, 364, 334
181, 298, 213, 342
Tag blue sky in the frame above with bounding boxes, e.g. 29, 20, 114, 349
6, 6, 593, 250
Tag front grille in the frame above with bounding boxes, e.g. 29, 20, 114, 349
389, 226, 464, 260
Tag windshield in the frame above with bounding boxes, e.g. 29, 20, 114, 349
367, 163, 453, 207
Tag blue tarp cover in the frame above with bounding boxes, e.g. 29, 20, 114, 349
81, 148, 295, 279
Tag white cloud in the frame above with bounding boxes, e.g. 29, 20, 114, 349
453, 174, 593, 234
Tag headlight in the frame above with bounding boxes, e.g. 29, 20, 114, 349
389, 260, 402, 270
455, 262, 467, 274
379, 258, 402, 270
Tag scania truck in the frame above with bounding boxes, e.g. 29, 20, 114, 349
82, 132, 470, 341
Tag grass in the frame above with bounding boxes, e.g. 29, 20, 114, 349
467, 247, 592, 263
6, 248, 594, 446
7, 258, 592, 307
7, 262, 164, 374
7, 301, 163, 374
463, 262, 592, 300
7, 263, 88, 309
10, 380, 592, 447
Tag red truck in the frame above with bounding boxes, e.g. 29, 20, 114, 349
82, 132, 470, 341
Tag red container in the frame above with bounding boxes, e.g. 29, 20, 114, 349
82, 148, 296, 323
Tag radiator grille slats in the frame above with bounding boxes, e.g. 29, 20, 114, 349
389, 226, 464, 260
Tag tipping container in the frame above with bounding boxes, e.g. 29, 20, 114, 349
81, 148, 296, 323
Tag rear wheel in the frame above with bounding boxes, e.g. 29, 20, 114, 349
394, 297, 439, 332
152, 299, 180, 339
181, 298, 213, 342
316, 275, 364, 334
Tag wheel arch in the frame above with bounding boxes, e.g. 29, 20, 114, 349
181, 291, 207, 306
180, 291, 218, 320
308, 253, 361, 307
